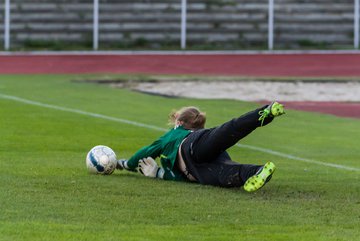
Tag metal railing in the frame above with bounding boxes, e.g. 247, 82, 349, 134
355, 0, 360, 48
3, 0, 360, 51
4, 0, 10, 50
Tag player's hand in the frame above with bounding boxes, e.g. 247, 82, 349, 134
138, 157, 164, 179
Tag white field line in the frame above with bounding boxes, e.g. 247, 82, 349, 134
1, 93, 359, 172
236, 144, 360, 172
0, 94, 166, 132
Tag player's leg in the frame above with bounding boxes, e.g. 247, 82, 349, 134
187, 102, 284, 163
188, 152, 267, 188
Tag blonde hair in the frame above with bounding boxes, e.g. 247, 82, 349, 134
169, 106, 206, 130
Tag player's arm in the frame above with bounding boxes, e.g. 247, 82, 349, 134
117, 139, 162, 171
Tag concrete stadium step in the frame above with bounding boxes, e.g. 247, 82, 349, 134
2, 0, 357, 48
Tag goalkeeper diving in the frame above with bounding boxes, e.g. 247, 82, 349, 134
117, 102, 285, 192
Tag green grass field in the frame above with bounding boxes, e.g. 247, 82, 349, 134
0, 75, 359, 241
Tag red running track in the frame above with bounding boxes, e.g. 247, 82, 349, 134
0, 53, 359, 119
1, 53, 360, 77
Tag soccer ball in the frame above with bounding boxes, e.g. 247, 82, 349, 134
86, 145, 117, 175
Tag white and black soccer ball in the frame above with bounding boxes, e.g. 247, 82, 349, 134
86, 145, 117, 175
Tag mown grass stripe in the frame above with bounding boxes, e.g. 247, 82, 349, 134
0, 93, 165, 132
1, 93, 359, 172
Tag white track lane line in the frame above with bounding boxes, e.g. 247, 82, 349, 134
1, 93, 359, 172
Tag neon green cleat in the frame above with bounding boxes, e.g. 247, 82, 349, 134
244, 162, 276, 192
258, 101, 285, 126
269, 101, 285, 117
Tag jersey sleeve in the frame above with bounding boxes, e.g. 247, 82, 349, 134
127, 139, 163, 169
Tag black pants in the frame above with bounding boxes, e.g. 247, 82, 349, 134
180, 106, 273, 187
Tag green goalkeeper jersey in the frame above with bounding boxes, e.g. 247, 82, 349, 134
127, 125, 191, 181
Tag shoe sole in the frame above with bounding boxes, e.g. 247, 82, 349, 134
244, 162, 276, 192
